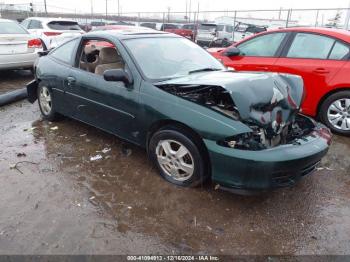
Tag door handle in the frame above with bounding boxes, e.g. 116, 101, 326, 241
313, 68, 330, 74
67, 76, 76, 86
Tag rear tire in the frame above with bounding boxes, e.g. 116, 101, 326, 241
319, 90, 350, 136
37, 83, 59, 121
148, 126, 209, 187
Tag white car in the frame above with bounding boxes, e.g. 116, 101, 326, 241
0, 19, 42, 70
21, 17, 84, 50
196, 23, 234, 47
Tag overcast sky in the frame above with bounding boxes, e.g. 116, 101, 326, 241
4, 0, 350, 14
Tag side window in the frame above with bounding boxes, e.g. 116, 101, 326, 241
287, 33, 334, 59
21, 20, 30, 28
28, 20, 43, 29
77, 39, 125, 76
216, 25, 224, 32
329, 41, 350, 60
50, 38, 79, 65
226, 25, 234, 33
238, 33, 286, 57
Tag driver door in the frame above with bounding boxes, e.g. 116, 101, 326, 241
65, 38, 139, 140
226, 32, 289, 72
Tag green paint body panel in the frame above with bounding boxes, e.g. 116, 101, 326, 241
28, 32, 331, 190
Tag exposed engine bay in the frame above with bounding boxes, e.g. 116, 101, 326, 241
156, 81, 315, 151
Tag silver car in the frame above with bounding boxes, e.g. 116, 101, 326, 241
0, 19, 42, 70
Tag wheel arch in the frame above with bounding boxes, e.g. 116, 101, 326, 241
146, 119, 212, 175
316, 87, 350, 119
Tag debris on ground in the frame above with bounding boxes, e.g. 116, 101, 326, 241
50, 126, 58, 130
80, 134, 87, 137
214, 184, 220, 190
90, 154, 103, 161
9, 161, 39, 174
121, 144, 132, 157
23, 127, 36, 132
16, 152, 27, 157
101, 148, 111, 154
316, 166, 335, 171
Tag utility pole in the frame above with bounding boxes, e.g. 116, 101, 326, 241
91, 0, 93, 18
344, 0, 350, 30
105, 0, 107, 19
43, 0, 47, 14
167, 6, 170, 23
197, 1, 199, 23
117, 0, 120, 17
188, 0, 191, 23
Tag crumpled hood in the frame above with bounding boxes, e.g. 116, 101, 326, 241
159, 71, 304, 134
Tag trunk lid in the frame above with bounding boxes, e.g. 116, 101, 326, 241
0, 34, 31, 55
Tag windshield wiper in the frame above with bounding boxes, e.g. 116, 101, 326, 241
188, 68, 222, 74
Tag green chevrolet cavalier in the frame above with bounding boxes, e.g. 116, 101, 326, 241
27, 29, 332, 193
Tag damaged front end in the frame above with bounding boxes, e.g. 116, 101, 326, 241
156, 72, 331, 150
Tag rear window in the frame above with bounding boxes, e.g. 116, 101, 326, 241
47, 21, 81, 30
198, 24, 216, 31
0, 21, 28, 34
91, 21, 106, 27
163, 24, 179, 30
182, 24, 194, 30
140, 23, 157, 29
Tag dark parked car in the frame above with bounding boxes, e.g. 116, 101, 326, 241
27, 30, 331, 193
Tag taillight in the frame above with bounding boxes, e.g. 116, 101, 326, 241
43, 32, 62, 36
28, 38, 42, 48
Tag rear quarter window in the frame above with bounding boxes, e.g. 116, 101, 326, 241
0, 21, 28, 34
50, 38, 79, 65
329, 41, 350, 60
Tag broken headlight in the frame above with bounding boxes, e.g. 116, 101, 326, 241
218, 130, 266, 151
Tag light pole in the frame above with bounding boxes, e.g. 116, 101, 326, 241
117, 0, 120, 17
43, 0, 47, 14
105, 0, 108, 19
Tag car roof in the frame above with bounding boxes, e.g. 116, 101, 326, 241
85, 29, 174, 40
24, 17, 77, 23
260, 27, 350, 43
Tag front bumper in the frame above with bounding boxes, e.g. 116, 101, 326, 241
0, 52, 38, 70
204, 123, 330, 191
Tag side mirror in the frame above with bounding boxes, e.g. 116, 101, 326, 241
103, 69, 133, 86
222, 46, 241, 57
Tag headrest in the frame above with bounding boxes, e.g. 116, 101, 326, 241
99, 47, 121, 64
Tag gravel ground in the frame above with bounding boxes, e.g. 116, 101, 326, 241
0, 71, 349, 255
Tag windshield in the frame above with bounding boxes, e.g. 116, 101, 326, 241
47, 21, 81, 30
124, 37, 224, 80
0, 21, 28, 34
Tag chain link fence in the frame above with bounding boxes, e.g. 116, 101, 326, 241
0, 4, 349, 30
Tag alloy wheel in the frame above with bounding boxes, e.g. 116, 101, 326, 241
327, 98, 350, 131
39, 86, 52, 115
156, 139, 194, 181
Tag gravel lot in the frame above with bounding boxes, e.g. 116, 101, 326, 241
0, 71, 349, 255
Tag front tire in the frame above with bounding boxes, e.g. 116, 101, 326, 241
319, 90, 350, 136
37, 83, 58, 121
148, 126, 209, 187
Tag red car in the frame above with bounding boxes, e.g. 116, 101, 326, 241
209, 27, 350, 135
162, 23, 194, 40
